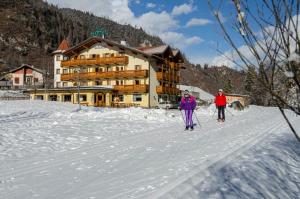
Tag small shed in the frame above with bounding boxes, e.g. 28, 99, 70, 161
226, 94, 250, 107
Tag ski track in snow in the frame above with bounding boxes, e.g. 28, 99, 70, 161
0, 101, 299, 199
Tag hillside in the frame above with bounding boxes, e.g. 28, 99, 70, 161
180, 63, 246, 95
0, 0, 163, 73
0, 0, 246, 95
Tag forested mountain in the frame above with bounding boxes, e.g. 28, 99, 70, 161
0, 0, 248, 97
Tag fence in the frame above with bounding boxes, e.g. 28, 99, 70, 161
0, 96, 30, 100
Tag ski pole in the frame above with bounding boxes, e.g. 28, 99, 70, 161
180, 110, 186, 125
212, 108, 217, 118
226, 108, 234, 116
193, 111, 201, 127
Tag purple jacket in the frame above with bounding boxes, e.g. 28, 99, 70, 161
180, 96, 196, 110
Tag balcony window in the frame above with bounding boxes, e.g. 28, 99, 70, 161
56, 69, 60, 74
116, 66, 124, 71
81, 68, 88, 73
56, 55, 61, 61
133, 94, 142, 102
95, 81, 102, 86
63, 69, 68, 74
135, 65, 142, 70
81, 82, 88, 86
116, 80, 124, 86
135, 80, 141, 85
62, 82, 68, 87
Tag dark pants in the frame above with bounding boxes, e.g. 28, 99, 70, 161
218, 106, 225, 120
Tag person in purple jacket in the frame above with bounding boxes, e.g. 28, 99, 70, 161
179, 90, 197, 130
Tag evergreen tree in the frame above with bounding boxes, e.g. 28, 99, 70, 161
224, 79, 234, 93
244, 66, 257, 94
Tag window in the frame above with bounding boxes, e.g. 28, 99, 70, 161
116, 80, 124, 85
107, 80, 111, 85
113, 94, 124, 102
63, 95, 72, 102
34, 78, 38, 83
135, 80, 141, 85
81, 68, 88, 73
56, 69, 60, 74
56, 82, 61, 87
77, 94, 87, 102
116, 66, 124, 71
14, 77, 19, 84
62, 82, 68, 87
80, 55, 85, 59
63, 69, 68, 74
95, 81, 102, 85
133, 94, 142, 102
35, 95, 44, 100
26, 77, 32, 83
81, 82, 88, 86
135, 65, 142, 70
56, 55, 61, 61
49, 95, 58, 101
91, 54, 96, 59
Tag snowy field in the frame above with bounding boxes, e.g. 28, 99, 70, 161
0, 100, 299, 199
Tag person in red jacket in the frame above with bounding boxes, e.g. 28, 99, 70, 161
214, 89, 227, 122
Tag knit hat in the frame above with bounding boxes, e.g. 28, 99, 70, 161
218, 89, 223, 92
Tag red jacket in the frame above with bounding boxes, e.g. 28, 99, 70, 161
215, 94, 227, 106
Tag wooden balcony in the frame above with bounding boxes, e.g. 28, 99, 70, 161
114, 84, 148, 93
61, 56, 129, 67
156, 72, 180, 83
166, 61, 180, 70
156, 86, 180, 95
61, 70, 148, 81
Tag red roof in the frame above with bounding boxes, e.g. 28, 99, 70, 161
57, 39, 70, 51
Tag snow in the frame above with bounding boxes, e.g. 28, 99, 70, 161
0, 101, 299, 199
0, 90, 27, 98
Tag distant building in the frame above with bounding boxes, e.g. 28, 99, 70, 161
9, 64, 45, 89
28, 37, 184, 108
226, 94, 250, 107
177, 85, 214, 105
0, 76, 12, 89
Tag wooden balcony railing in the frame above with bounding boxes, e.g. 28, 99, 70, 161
61, 70, 148, 81
166, 61, 180, 70
156, 72, 180, 83
156, 86, 180, 95
114, 84, 148, 93
61, 56, 129, 67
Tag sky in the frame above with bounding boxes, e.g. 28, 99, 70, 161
43, 0, 249, 66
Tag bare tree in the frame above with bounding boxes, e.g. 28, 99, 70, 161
208, 0, 300, 141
